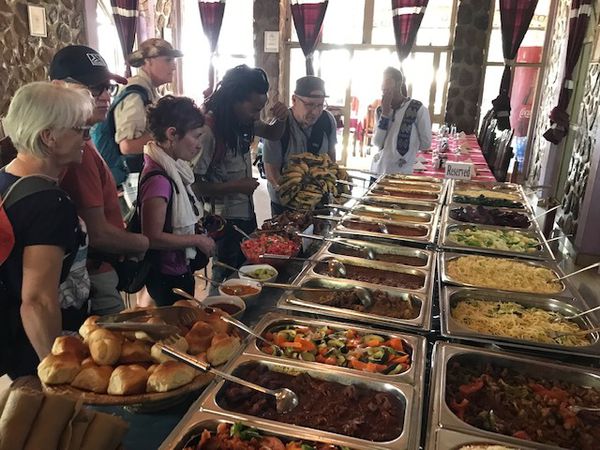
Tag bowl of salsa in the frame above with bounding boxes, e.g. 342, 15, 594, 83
219, 278, 262, 301
200, 295, 246, 319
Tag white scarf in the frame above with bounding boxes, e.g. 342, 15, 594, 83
144, 141, 201, 260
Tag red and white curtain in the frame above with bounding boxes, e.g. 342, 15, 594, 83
543, 0, 593, 144
290, 0, 329, 75
198, 0, 226, 96
391, 0, 428, 61
111, 0, 139, 77
492, 0, 538, 131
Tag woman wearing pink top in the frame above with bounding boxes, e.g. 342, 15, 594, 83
139, 96, 215, 305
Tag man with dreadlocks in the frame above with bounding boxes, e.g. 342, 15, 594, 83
193, 65, 288, 282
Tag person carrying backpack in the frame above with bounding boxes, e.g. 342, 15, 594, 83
91, 38, 183, 209
263, 76, 337, 216
0, 82, 93, 378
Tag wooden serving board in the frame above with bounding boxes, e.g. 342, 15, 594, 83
42, 372, 214, 406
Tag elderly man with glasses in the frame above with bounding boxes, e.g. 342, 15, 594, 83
52, 45, 149, 316
263, 76, 337, 215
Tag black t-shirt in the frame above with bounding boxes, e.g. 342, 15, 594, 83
0, 171, 80, 377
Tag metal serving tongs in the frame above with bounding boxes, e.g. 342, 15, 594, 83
171, 288, 283, 356
96, 306, 200, 340
157, 344, 298, 413
547, 325, 600, 341
553, 304, 600, 323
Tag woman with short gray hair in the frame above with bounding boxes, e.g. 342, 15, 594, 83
0, 81, 93, 378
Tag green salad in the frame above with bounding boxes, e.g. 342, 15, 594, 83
448, 227, 540, 253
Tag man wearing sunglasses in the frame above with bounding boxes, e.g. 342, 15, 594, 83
51, 45, 150, 316
263, 76, 337, 215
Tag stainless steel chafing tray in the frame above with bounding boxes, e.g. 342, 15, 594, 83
332, 217, 437, 246
350, 208, 434, 225
426, 428, 539, 450
368, 185, 443, 204
318, 237, 434, 269
357, 195, 440, 212
438, 222, 554, 261
197, 353, 422, 450
277, 274, 432, 331
440, 286, 600, 358
350, 203, 436, 223
308, 253, 433, 294
438, 252, 570, 296
160, 411, 381, 450
443, 202, 536, 231
448, 180, 528, 203
375, 179, 443, 192
427, 342, 600, 450
244, 312, 427, 386
381, 174, 443, 184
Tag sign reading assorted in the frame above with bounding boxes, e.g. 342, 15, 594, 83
445, 162, 474, 180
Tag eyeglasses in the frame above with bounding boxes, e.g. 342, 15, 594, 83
89, 82, 118, 97
72, 126, 92, 140
296, 96, 327, 111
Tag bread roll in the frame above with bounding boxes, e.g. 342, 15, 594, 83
71, 365, 114, 394
173, 300, 195, 308
147, 364, 159, 376
88, 329, 122, 366
150, 336, 189, 363
118, 340, 152, 364
184, 321, 214, 354
206, 334, 240, 366
146, 361, 196, 393
38, 353, 81, 385
204, 313, 229, 334
81, 357, 96, 369
52, 336, 89, 360
107, 365, 148, 396
78, 316, 100, 341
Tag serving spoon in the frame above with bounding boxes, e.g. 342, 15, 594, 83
259, 254, 347, 277
547, 325, 600, 341
158, 344, 299, 413
569, 405, 600, 414
551, 261, 600, 282
296, 232, 376, 260
553, 304, 600, 323
171, 288, 283, 356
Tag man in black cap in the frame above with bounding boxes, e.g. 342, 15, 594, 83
263, 75, 337, 215
52, 45, 149, 316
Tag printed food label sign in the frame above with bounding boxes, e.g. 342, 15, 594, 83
445, 162, 474, 180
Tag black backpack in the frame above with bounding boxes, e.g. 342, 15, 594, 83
280, 111, 333, 156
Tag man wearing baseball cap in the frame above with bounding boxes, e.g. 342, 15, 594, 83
263, 75, 337, 215
53, 45, 149, 316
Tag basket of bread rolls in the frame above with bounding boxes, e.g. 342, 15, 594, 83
37, 302, 241, 406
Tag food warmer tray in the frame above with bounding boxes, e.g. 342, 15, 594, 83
354, 194, 440, 213
446, 180, 531, 212
331, 216, 438, 247
277, 270, 433, 332
380, 174, 444, 184
425, 428, 539, 450
347, 203, 440, 226
442, 202, 538, 232
348, 208, 436, 226
426, 341, 600, 450
196, 353, 423, 450
160, 410, 391, 450
317, 237, 435, 271
366, 183, 444, 205
437, 222, 554, 261
307, 253, 434, 296
438, 251, 575, 297
245, 312, 427, 387
374, 179, 444, 192
440, 286, 600, 359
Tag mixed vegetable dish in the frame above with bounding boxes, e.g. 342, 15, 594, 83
260, 325, 412, 375
447, 227, 540, 253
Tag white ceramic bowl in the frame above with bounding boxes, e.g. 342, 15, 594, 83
218, 278, 262, 302
201, 295, 246, 319
238, 264, 279, 283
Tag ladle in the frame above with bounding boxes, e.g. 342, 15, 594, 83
232, 224, 252, 240
171, 288, 283, 355
296, 233, 376, 260
158, 344, 298, 413
259, 254, 347, 277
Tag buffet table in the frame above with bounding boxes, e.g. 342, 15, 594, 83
416, 134, 497, 181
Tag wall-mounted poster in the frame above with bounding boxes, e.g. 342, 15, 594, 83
28, 5, 47, 37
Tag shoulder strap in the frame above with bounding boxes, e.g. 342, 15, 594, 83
1, 175, 61, 210
134, 169, 179, 233
280, 116, 291, 156
306, 111, 332, 155
109, 85, 151, 115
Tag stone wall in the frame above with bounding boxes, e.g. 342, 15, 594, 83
444, 0, 492, 133
0, 0, 86, 115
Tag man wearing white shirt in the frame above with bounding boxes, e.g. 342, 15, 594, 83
370, 67, 432, 175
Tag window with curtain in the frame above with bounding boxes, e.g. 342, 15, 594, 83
479, 0, 552, 164
96, 0, 125, 75
179, 0, 254, 103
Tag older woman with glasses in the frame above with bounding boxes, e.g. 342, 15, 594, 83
0, 81, 93, 378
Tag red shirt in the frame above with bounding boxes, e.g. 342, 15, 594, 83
61, 141, 123, 274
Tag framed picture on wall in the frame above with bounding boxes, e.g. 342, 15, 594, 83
27, 5, 47, 37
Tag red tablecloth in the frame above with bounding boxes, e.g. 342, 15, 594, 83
415, 134, 496, 181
